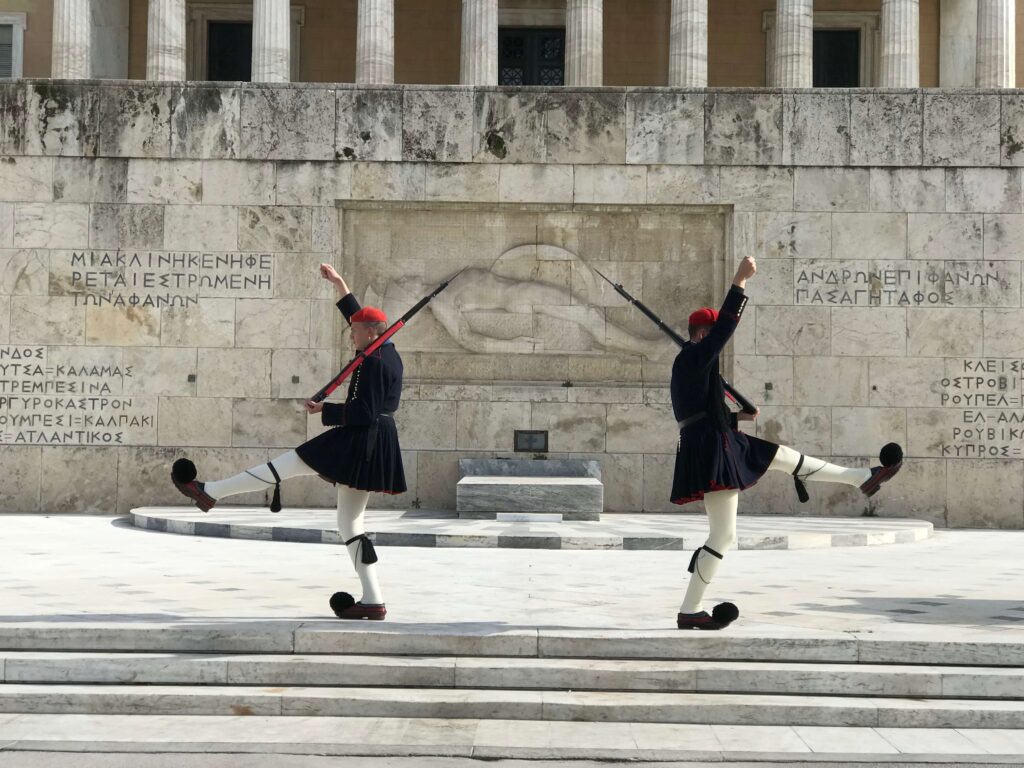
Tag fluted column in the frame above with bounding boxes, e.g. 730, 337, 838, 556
51, 0, 91, 79
460, 0, 498, 85
146, 0, 186, 81
566, 0, 602, 86
357, 0, 395, 84
669, 0, 707, 87
252, 0, 290, 83
976, 0, 1015, 86
939, 0, 977, 87
773, 0, 813, 87
880, 0, 920, 86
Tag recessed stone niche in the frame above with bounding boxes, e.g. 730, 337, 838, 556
340, 202, 728, 383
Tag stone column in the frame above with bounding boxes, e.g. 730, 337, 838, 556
940, 0, 978, 87
566, 0, 602, 86
976, 0, 1015, 86
51, 0, 91, 79
460, 0, 498, 85
880, 0, 919, 86
357, 0, 395, 84
252, 0, 291, 83
772, 0, 813, 87
146, 0, 186, 81
669, 0, 707, 87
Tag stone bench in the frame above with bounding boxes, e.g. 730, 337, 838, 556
456, 459, 603, 522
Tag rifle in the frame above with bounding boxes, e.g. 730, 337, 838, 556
593, 268, 758, 415
309, 268, 466, 403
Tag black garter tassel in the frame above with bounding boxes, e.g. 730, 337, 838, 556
792, 455, 810, 504
267, 461, 283, 513
345, 534, 378, 564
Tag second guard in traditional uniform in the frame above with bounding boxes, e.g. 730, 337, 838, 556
672, 255, 903, 630
171, 264, 406, 621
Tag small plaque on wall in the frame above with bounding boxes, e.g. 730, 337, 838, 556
514, 430, 548, 453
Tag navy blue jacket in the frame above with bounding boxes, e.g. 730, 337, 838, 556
322, 293, 403, 428
670, 285, 748, 433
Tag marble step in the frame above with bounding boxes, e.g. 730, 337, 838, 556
2, 684, 1024, 727
4, 652, 1024, 700
2, 622, 1022, 666
456, 476, 603, 521
2, 714, 1021, 761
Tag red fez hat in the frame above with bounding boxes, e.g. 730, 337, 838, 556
351, 306, 387, 324
688, 307, 718, 327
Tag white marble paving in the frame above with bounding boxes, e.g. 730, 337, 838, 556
0, 715, 1020, 759
0, 516, 1021, 640
794, 724, 899, 754
877, 726, 992, 754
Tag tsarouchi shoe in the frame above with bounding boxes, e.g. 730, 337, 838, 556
171, 458, 216, 512
677, 602, 738, 630
330, 591, 386, 620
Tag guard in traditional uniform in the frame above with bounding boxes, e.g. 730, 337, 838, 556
171, 264, 406, 621
672, 255, 903, 631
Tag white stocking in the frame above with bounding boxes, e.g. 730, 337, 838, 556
337, 484, 384, 606
203, 450, 318, 500
768, 445, 870, 487
680, 489, 738, 615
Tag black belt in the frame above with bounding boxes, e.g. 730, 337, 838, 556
677, 411, 707, 430
365, 411, 395, 462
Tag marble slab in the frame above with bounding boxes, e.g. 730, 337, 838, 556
456, 476, 603, 520
459, 458, 601, 479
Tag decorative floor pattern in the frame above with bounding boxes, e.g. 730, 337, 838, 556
130, 506, 934, 551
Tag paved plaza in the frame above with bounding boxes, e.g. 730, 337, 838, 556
0, 513, 1023, 763
0, 513, 1013, 631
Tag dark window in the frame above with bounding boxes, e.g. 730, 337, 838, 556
0, 25, 12, 79
207, 21, 252, 81
813, 29, 860, 87
499, 27, 565, 86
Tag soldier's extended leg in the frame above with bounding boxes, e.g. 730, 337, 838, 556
768, 444, 903, 500
172, 450, 318, 512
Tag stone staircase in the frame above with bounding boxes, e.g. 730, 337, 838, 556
1, 622, 1024, 760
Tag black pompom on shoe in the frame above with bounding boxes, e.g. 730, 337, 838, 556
860, 443, 904, 498
329, 591, 355, 615
880, 442, 903, 467
170, 458, 216, 512
172, 458, 197, 483
711, 601, 739, 627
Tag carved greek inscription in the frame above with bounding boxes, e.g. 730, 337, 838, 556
0, 346, 156, 445
52, 251, 275, 306
794, 261, 1019, 308
937, 359, 1024, 458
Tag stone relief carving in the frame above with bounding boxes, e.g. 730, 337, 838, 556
366, 244, 674, 359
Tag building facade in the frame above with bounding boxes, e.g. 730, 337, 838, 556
8, 1, 1024, 87
0, 1, 1022, 528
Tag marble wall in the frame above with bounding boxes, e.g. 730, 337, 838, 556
0, 80, 1022, 527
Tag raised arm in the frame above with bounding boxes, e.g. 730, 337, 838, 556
320, 263, 350, 297
320, 263, 363, 321
687, 256, 756, 365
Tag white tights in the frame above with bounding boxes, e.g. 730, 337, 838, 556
203, 451, 385, 606
679, 446, 871, 614
337, 485, 384, 605
204, 450, 317, 500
